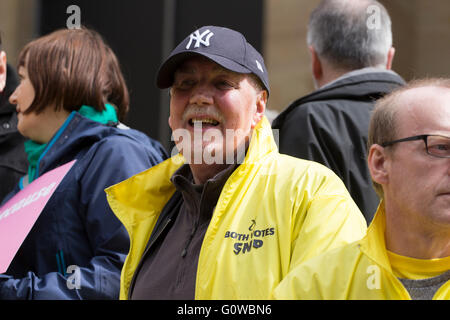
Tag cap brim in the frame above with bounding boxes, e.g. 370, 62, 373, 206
156, 51, 252, 89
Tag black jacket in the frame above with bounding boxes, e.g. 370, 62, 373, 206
272, 70, 405, 223
0, 65, 27, 202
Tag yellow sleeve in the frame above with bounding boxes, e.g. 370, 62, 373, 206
289, 169, 367, 271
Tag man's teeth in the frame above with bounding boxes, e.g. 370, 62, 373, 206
191, 118, 219, 126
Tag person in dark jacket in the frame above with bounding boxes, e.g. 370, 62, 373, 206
272, 0, 405, 222
0, 28, 167, 299
0, 34, 28, 202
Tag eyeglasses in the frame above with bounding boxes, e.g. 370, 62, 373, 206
381, 134, 450, 158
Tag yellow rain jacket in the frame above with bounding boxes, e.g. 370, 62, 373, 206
106, 117, 367, 299
273, 203, 450, 300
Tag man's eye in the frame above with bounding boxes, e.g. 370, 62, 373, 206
427, 138, 450, 157
433, 144, 449, 151
175, 79, 195, 90
216, 81, 235, 90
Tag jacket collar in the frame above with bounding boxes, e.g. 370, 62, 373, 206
359, 201, 393, 273
320, 68, 399, 91
33, 112, 121, 178
243, 116, 278, 165
272, 70, 405, 129
294, 70, 404, 104
105, 116, 277, 299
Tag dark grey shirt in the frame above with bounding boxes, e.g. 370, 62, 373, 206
399, 270, 450, 300
130, 163, 237, 300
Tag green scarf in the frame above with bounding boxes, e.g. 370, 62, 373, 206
78, 103, 118, 125
24, 104, 118, 183
24, 140, 48, 184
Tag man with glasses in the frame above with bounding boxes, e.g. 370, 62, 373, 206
274, 78, 450, 300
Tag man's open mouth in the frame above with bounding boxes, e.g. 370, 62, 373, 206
189, 118, 220, 127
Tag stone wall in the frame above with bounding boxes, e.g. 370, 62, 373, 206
0, 0, 37, 67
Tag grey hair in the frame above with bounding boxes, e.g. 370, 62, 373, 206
307, 0, 392, 70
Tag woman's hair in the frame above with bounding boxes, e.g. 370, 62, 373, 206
18, 27, 129, 121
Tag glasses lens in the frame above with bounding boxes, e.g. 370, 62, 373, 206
427, 135, 450, 158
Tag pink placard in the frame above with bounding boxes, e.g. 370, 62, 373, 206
0, 160, 76, 273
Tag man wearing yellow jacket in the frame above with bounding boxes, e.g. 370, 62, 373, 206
106, 26, 366, 300
274, 78, 450, 300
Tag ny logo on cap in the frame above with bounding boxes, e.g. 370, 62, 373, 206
186, 29, 214, 49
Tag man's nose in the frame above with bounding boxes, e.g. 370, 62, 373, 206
189, 83, 214, 106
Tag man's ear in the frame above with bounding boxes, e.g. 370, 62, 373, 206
251, 89, 267, 128
368, 144, 390, 186
0, 51, 7, 93
168, 115, 173, 130
385, 47, 395, 70
308, 46, 323, 84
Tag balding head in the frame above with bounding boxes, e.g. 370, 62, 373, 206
368, 78, 450, 198
395, 86, 450, 140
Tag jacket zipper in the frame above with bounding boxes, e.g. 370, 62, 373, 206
176, 221, 199, 287
127, 218, 172, 299
56, 250, 67, 276
181, 221, 198, 258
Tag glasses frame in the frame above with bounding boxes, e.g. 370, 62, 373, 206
381, 134, 450, 158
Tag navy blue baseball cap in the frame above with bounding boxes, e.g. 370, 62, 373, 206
156, 25, 270, 95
